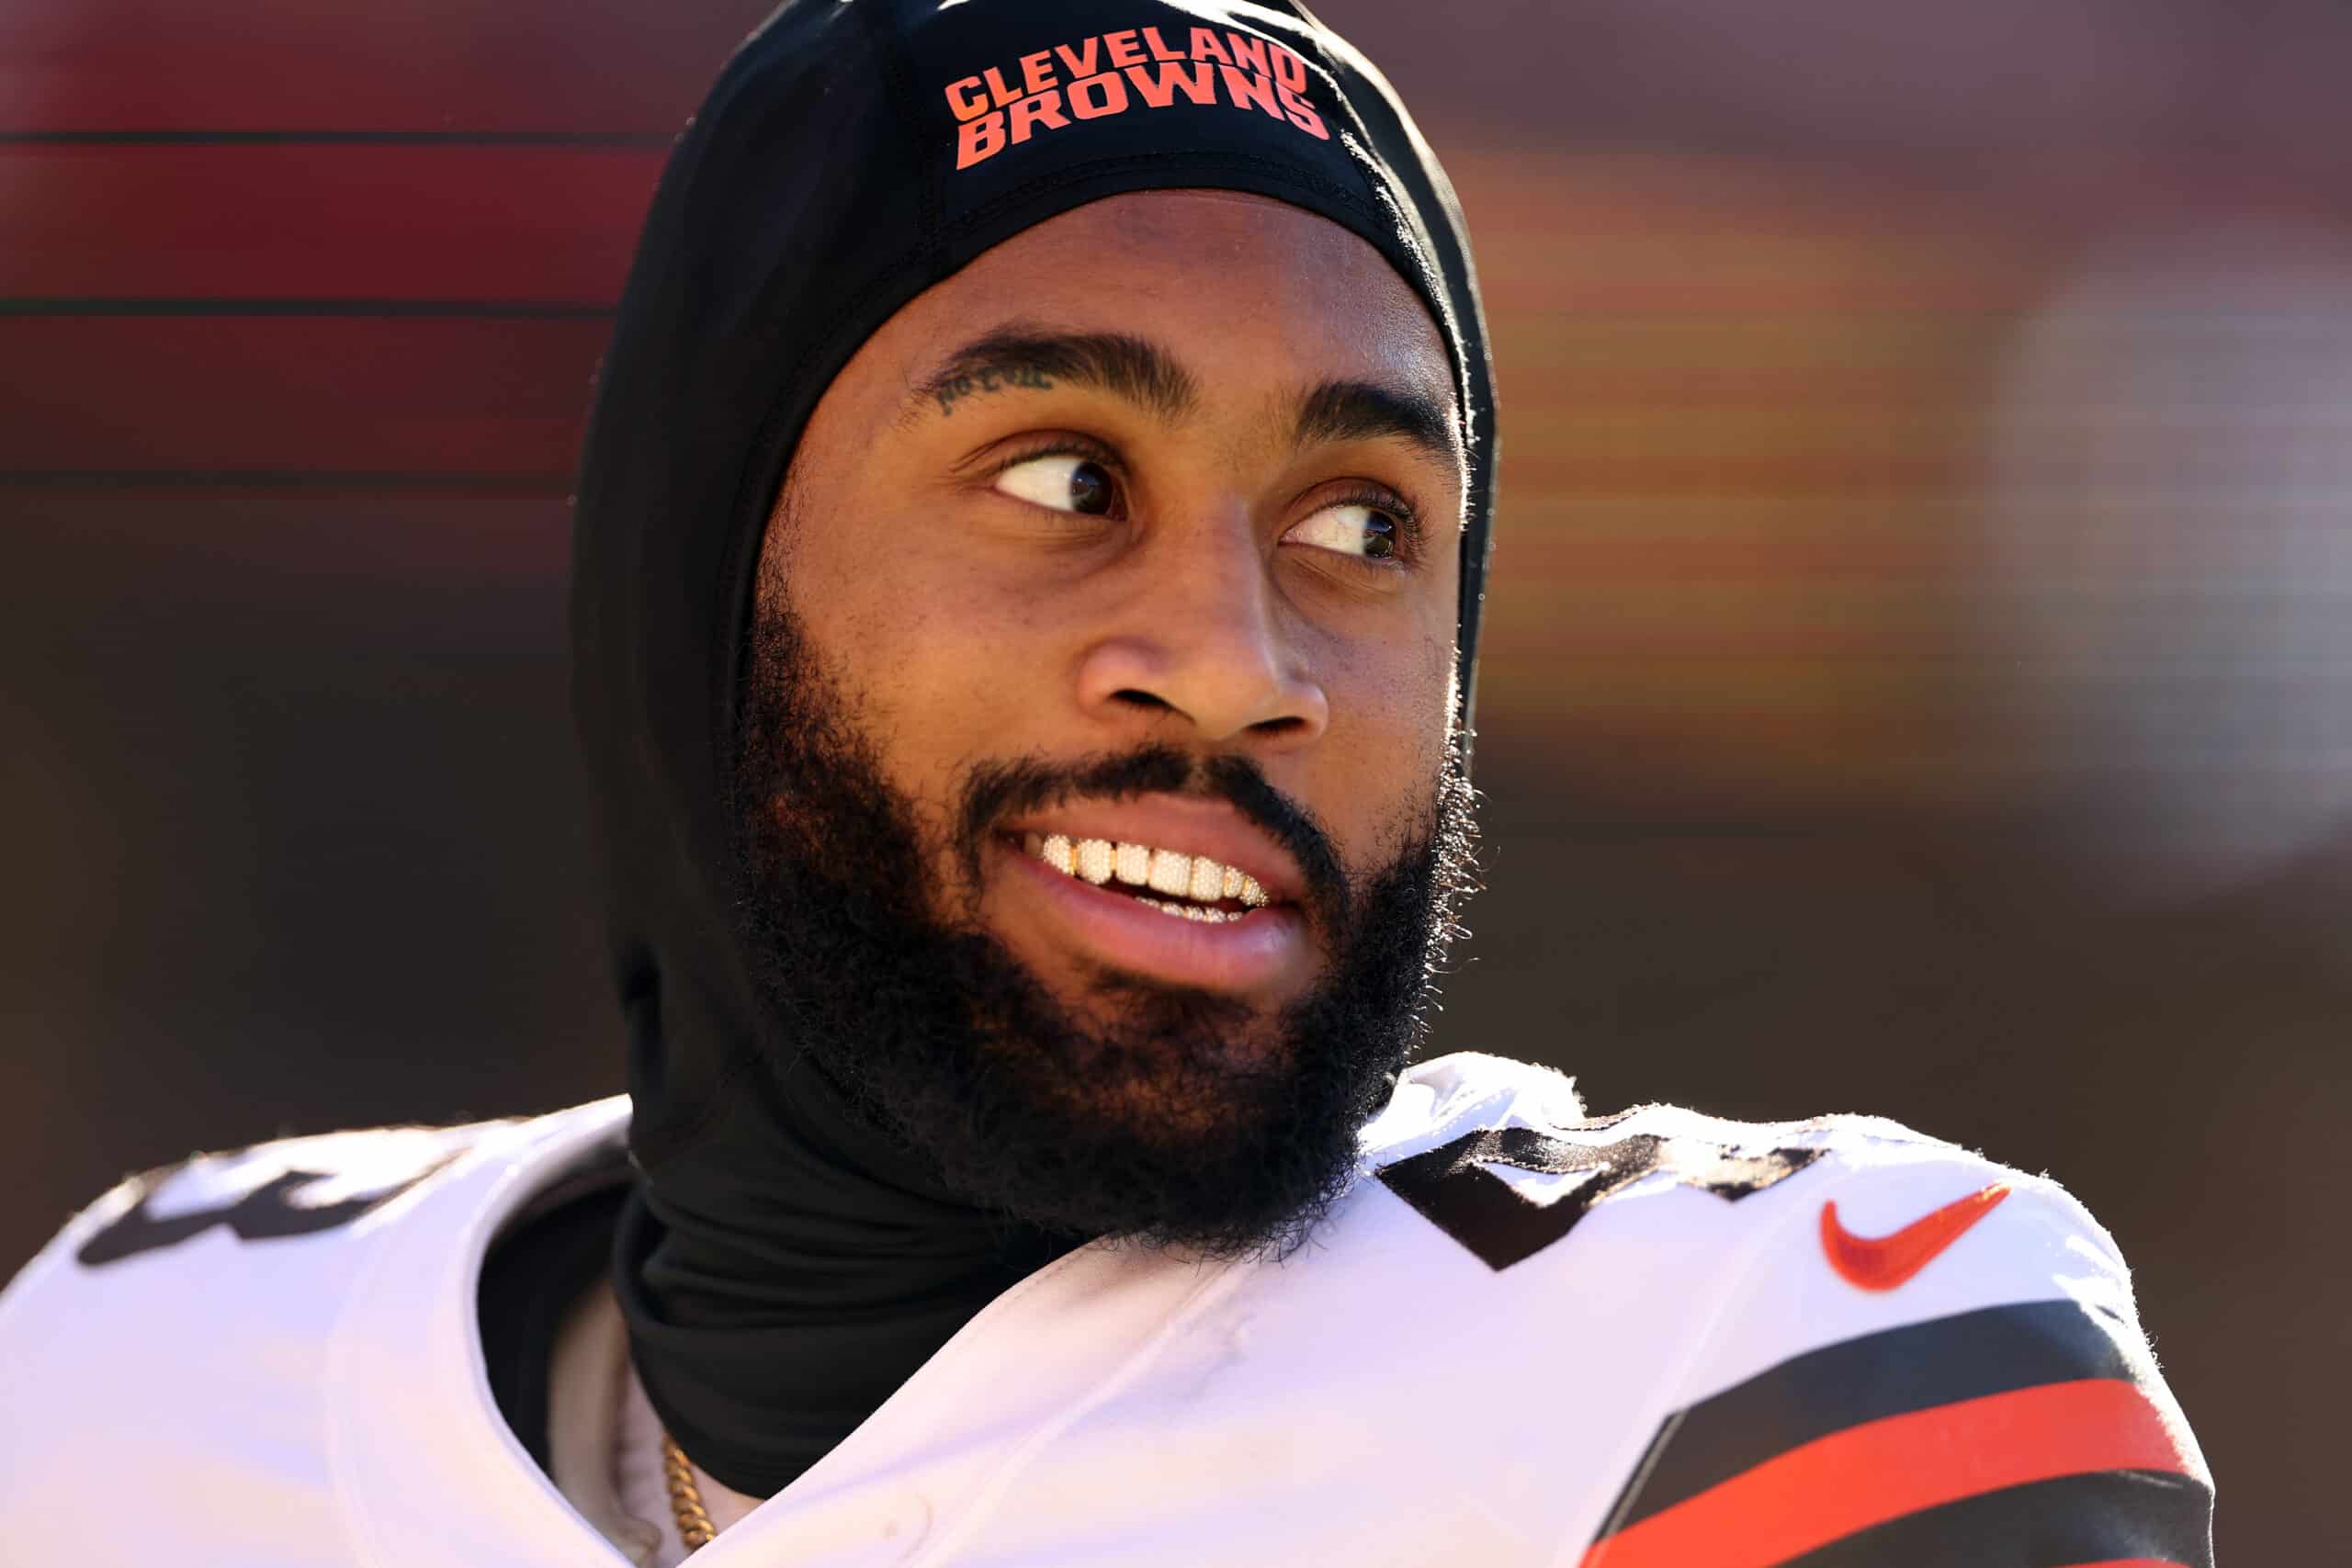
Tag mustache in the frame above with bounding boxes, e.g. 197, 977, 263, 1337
954, 746, 1351, 922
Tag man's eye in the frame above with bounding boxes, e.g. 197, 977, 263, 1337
993, 453, 1118, 517
1284, 503, 1397, 562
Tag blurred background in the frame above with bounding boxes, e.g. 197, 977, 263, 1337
4, 0, 2346, 1555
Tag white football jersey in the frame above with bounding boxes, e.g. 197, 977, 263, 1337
0, 1053, 2211, 1566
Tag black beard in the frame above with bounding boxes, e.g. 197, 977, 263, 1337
729, 602, 1477, 1259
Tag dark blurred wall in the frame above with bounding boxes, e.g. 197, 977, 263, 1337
5, 1, 2346, 1558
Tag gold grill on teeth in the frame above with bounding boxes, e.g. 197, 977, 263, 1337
1025, 832, 1269, 922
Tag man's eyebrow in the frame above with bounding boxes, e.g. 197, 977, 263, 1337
1292, 378, 1462, 466
910, 329, 1198, 423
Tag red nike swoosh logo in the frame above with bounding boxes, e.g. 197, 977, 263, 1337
1820, 1181, 2010, 1291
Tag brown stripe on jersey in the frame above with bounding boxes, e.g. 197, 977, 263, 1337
1600, 1300, 2154, 1535
1767, 1470, 2212, 1568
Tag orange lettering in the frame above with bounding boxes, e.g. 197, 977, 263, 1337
1054, 38, 1100, 76
1276, 84, 1329, 139
1104, 28, 1145, 68
944, 75, 991, 122
982, 66, 1020, 107
1067, 71, 1129, 119
1226, 33, 1269, 75
956, 110, 1007, 168
1218, 65, 1283, 120
1189, 28, 1232, 65
1270, 42, 1310, 94
1019, 51, 1056, 96
1142, 26, 1187, 62
1008, 89, 1069, 143
1124, 61, 1216, 107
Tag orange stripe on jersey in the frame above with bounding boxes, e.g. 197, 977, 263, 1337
1579, 1379, 2188, 1568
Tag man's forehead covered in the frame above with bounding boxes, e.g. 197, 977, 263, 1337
902, 322, 1464, 467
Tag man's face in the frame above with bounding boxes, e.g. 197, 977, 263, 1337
735, 190, 1474, 1254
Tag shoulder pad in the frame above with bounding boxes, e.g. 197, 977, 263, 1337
0, 1100, 630, 1566
65, 1120, 495, 1271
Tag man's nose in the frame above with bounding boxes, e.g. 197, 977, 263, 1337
1072, 523, 1329, 746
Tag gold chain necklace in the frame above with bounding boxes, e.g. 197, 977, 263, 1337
660, 1429, 719, 1554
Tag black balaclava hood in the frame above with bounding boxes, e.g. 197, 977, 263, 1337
571, 0, 1496, 1497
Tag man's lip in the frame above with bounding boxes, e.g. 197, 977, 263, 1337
996, 837, 1312, 994
997, 793, 1307, 906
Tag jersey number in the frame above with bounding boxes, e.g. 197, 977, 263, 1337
1378, 1125, 1823, 1270
76, 1159, 453, 1269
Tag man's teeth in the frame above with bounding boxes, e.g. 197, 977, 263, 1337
1026, 832, 1268, 915
1188, 856, 1223, 903
1135, 897, 1238, 922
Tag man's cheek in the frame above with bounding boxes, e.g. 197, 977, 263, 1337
934, 839, 996, 924
967, 873, 1097, 1011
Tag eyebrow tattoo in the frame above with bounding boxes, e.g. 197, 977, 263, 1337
915, 328, 1198, 420
1293, 378, 1461, 466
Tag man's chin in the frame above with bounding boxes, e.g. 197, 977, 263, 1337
774, 917, 1388, 1257
748, 838, 1453, 1257
988, 985, 1304, 1144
